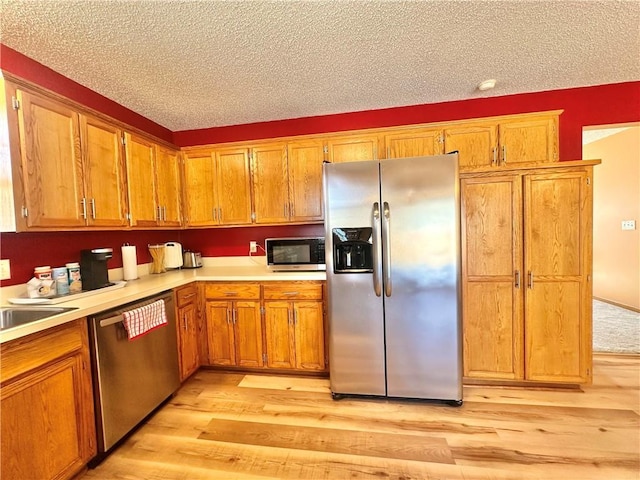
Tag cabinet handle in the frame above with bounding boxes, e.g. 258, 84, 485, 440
290, 203, 294, 218
183, 314, 188, 330
293, 307, 298, 325
515, 270, 520, 288
218, 207, 222, 222
283, 291, 299, 296
492, 147, 497, 166
226, 308, 231, 324
156, 205, 161, 221
213, 208, 217, 221
224, 291, 238, 296
183, 293, 196, 299
81, 198, 87, 219
163, 206, 167, 221
528, 271, 534, 289
502, 145, 507, 165
90, 198, 96, 219
232, 309, 237, 324
288, 307, 292, 325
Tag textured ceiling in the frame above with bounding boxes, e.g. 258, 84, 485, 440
1, 0, 639, 131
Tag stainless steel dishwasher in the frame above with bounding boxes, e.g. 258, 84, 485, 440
88, 290, 180, 463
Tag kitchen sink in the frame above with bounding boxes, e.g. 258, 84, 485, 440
0, 307, 78, 330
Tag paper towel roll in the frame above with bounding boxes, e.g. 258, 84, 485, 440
122, 245, 138, 281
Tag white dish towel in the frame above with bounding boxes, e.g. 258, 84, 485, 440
122, 299, 167, 340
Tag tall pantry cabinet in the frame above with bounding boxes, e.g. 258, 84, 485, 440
461, 161, 597, 385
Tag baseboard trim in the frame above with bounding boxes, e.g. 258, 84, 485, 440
593, 296, 640, 313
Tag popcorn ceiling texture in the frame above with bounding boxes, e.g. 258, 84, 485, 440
1, 0, 638, 131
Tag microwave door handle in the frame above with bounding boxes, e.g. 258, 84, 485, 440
372, 202, 382, 297
382, 201, 392, 297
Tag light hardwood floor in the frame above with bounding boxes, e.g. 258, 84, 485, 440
82, 354, 639, 480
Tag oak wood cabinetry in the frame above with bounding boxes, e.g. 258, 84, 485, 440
382, 127, 444, 159
182, 147, 252, 227
175, 284, 200, 380
263, 282, 326, 371
0, 318, 96, 480
325, 133, 380, 162
286, 140, 325, 222
204, 282, 264, 368
461, 161, 596, 384
125, 133, 182, 227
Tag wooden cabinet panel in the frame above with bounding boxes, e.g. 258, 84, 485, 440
81, 115, 128, 227
15, 88, 85, 228
155, 146, 182, 226
215, 147, 252, 225
287, 140, 324, 221
293, 301, 325, 371
176, 284, 199, 381
498, 116, 558, 165
264, 301, 295, 369
234, 301, 264, 368
383, 128, 443, 159
125, 133, 157, 227
206, 300, 235, 366
263, 282, 323, 300
326, 134, 378, 162
205, 282, 261, 300
444, 123, 497, 168
183, 150, 215, 226
251, 143, 289, 223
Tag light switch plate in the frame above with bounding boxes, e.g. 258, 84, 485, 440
0, 259, 10, 280
621, 220, 636, 230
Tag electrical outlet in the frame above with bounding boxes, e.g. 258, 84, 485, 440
0, 259, 11, 280
621, 220, 636, 231
249, 241, 258, 253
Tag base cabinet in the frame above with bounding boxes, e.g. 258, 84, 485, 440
175, 284, 200, 380
461, 163, 594, 384
0, 319, 96, 480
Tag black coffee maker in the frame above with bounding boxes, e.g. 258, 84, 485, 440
80, 248, 114, 290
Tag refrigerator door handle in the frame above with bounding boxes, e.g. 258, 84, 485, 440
382, 201, 392, 297
372, 202, 382, 297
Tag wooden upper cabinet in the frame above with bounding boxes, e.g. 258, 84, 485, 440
125, 133, 158, 227
523, 170, 591, 383
80, 114, 128, 227
287, 140, 324, 222
251, 143, 289, 223
325, 134, 379, 162
498, 115, 558, 165
382, 128, 444, 159
444, 123, 498, 168
14, 88, 85, 228
215, 147, 252, 225
155, 145, 182, 227
461, 175, 523, 380
183, 150, 215, 226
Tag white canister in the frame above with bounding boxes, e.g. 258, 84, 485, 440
66, 262, 82, 293
52, 266, 70, 296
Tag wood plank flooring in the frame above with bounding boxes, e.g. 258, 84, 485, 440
81, 354, 640, 479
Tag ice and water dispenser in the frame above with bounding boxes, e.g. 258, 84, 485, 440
332, 227, 373, 273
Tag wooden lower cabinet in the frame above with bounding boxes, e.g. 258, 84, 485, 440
461, 162, 595, 385
175, 284, 200, 380
0, 318, 96, 480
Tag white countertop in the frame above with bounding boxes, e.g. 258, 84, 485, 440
0, 258, 326, 344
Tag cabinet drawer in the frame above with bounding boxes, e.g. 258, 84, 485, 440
263, 282, 323, 300
176, 284, 198, 307
205, 282, 260, 299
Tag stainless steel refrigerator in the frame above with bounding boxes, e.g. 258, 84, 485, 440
323, 153, 462, 404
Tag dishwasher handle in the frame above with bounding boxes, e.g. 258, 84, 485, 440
99, 314, 124, 327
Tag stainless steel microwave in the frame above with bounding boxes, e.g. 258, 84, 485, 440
265, 237, 326, 271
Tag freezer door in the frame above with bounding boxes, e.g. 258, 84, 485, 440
380, 154, 462, 401
324, 161, 386, 396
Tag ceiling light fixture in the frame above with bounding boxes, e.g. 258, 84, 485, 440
478, 79, 497, 91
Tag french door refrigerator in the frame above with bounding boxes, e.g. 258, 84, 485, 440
323, 153, 462, 404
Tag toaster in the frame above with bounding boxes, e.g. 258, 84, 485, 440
182, 251, 203, 269
164, 242, 183, 269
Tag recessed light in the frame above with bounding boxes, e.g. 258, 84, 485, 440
478, 79, 497, 91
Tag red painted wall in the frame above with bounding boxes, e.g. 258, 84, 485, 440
1, 46, 639, 287
174, 82, 640, 162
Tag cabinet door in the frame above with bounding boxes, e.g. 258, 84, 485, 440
251, 143, 289, 223
461, 175, 524, 380
524, 171, 591, 383
15, 89, 85, 228
155, 146, 182, 227
183, 150, 216, 226
383, 128, 443, 159
1, 355, 92, 480
233, 301, 264, 368
205, 301, 235, 366
293, 301, 325, 371
177, 302, 199, 380
81, 115, 128, 227
264, 301, 295, 369
444, 123, 498, 168
287, 140, 324, 222
215, 147, 252, 225
326, 134, 379, 162
125, 133, 158, 227
498, 116, 558, 165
